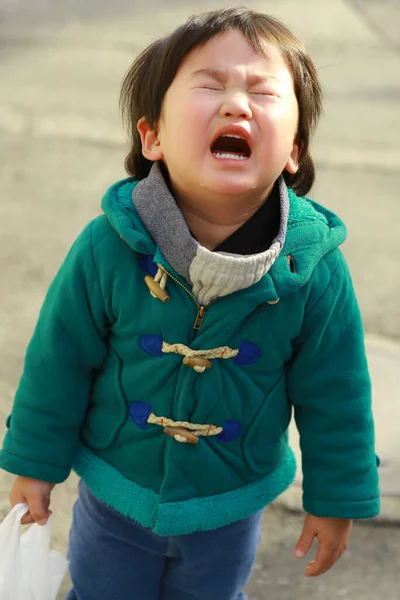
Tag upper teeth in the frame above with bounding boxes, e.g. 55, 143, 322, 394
222, 134, 245, 139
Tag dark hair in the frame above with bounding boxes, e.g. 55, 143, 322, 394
120, 7, 322, 196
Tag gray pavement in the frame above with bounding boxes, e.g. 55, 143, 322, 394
1, 0, 400, 598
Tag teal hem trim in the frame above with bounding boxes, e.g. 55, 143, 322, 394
73, 444, 297, 536
154, 448, 297, 535
73, 445, 158, 529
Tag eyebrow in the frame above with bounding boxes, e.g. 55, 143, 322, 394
190, 68, 278, 85
190, 68, 228, 82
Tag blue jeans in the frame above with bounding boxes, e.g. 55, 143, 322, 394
66, 481, 263, 600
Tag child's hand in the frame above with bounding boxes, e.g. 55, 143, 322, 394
9, 476, 55, 526
294, 514, 352, 576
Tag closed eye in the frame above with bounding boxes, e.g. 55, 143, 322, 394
200, 86, 223, 91
250, 91, 278, 97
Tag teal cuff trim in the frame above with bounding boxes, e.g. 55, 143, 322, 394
303, 495, 381, 520
0, 449, 70, 483
73, 444, 297, 536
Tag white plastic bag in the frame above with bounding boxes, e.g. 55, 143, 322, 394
0, 503, 68, 600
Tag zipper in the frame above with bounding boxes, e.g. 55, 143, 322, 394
193, 306, 206, 331
158, 266, 218, 332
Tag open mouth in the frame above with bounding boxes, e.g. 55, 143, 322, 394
210, 134, 251, 161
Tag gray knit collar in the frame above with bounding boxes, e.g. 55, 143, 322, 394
132, 162, 289, 305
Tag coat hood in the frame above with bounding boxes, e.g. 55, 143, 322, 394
101, 167, 347, 301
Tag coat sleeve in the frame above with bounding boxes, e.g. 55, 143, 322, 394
287, 249, 380, 519
0, 220, 109, 483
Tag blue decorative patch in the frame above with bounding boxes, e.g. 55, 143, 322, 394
140, 334, 164, 358
233, 341, 261, 366
138, 254, 158, 277
217, 420, 242, 443
129, 401, 152, 430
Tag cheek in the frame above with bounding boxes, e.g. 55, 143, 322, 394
258, 103, 298, 145
161, 93, 211, 150
182, 94, 214, 130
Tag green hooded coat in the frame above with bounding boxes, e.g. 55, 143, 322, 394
0, 166, 380, 535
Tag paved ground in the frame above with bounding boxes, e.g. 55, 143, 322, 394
0, 0, 400, 598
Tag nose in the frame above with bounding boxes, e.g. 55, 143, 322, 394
218, 91, 252, 120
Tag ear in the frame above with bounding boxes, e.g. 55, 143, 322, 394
284, 138, 300, 174
137, 117, 163, 162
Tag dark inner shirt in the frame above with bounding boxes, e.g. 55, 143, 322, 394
215, 183, 281, 255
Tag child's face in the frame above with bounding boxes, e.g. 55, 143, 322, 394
138, 29, 300, 203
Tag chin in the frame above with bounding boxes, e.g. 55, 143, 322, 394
206, 177, 260, 197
